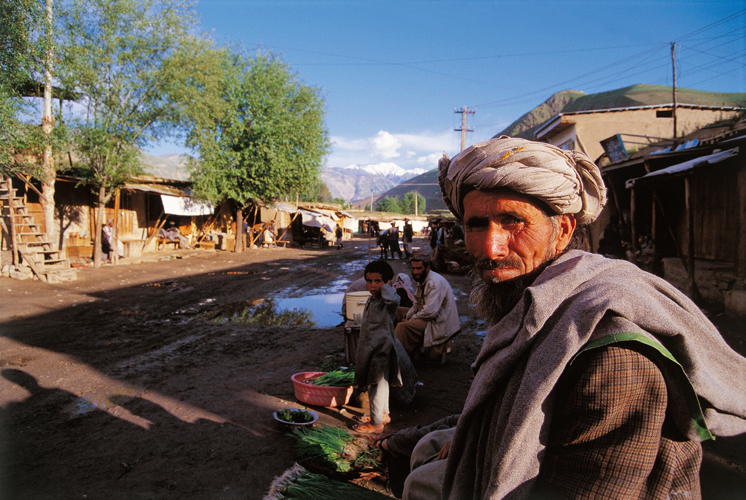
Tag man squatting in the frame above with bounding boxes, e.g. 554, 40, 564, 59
378, 136, 746, 500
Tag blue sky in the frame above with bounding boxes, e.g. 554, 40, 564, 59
147, 0, 746, 172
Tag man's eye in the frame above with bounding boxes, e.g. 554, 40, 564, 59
501, 215, 523, 225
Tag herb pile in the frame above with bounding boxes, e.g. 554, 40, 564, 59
286, 425, 381, 474
276, 409, 314, 424
308, 367, 355, 387
265, 463, 389, 499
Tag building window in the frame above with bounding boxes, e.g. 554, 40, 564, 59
657, 109, 673, 118
560, 140, 575, 150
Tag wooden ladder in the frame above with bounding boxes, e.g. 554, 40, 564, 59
0, 173, 77, 283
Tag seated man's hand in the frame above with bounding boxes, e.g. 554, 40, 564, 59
374, 435, 393, 461
436, 441, 451, 461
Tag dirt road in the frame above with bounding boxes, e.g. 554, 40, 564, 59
1, 237, 743, 499
0, 237, 482, 499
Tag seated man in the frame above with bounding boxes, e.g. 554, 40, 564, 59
395, 253, 460, 361
262, 220, 276, 247
397, 136, 746, 500
158, 222, 190, 249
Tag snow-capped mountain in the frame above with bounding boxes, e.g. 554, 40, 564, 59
322, 163, 427, 202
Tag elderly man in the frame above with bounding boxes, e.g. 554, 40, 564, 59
389, 136, 746, 500
395, 253, 460, 362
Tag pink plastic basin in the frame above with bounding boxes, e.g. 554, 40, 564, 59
291, 372, 353, 407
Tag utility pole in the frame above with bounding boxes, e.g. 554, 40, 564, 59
671, 42, 678, 139
454, 106, 475, 151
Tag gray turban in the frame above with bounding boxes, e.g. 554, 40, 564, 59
438, 136, 607, 225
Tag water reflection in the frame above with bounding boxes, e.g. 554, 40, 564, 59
272, 293, 345, 328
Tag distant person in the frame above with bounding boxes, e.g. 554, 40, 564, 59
102, 218, 124, 261
377, 229, 390, 259
597, 215, 626, 257
429, 222, 439, 250
262, 220, 275, 248
335, 224, 344, 249
158, 221, 190, 249
388, 224, 402, 259
402, 218, 414, 258
353, 260, 402, 434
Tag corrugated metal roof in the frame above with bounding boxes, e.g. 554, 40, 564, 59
121, 183, 190, 197
625, 147, 739, 188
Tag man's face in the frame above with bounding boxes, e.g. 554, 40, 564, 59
410, 261, 429, 283
463, 189, 575, 283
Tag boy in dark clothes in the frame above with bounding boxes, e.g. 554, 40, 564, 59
353, 260, 403, 434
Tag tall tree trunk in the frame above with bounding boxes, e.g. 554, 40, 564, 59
235, 205, 244, 253
93, 186, 105, 268
41, 0, 57, 249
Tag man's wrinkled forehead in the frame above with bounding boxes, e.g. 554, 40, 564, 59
462, 187, 557, 220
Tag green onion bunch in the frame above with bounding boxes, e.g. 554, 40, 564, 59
308, 367, 355, 387
287, 425, 356, 473
265, 463, 389, 499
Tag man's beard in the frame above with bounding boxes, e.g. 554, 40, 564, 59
468, 259, 554, 325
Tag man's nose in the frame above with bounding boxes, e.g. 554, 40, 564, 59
483, 224, 510, 260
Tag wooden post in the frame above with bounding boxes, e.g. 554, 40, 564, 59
141, 209, 166, 252
112, 189, 120, 263
276, 211, 299, 244
685, 178, 701, 302
7, 176, 18, 266
235, 204, 244, 253
629, 187, 637, 255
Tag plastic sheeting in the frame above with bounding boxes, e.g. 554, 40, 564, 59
299, 209, 336, 232
160, 195, 214, 216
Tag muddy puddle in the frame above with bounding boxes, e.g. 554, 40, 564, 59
205, 278, 352, 328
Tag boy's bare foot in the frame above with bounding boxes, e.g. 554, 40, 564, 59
356, 414, 391, 425
352, 422, 385, 434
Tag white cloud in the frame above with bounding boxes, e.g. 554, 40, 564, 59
372, 131, 402, 159
417, 152, 442, 166
328, 129, 455, 172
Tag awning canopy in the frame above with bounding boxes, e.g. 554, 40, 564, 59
271, 201, 298, 213
299, 209, 336, 232
626, 147, 739, 189
160, 195, 214, 216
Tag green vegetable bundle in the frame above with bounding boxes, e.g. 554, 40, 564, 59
286, 425, 379, 474
265, 463, 389, 499
308, 367, 355, 387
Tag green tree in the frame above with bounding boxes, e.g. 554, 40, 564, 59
0, 0, 48, 174
57, 0, 202, 267
186, 52, 330, 252
0, 0, 67, 248
297, 178, 333, 203
376, 196, 401, 213
400, 190, 426, 215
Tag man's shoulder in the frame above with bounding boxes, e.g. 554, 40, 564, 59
426, 270, 452, 289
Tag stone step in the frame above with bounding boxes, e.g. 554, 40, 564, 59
44, 268, 78, 283
34, 259, 70, 272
